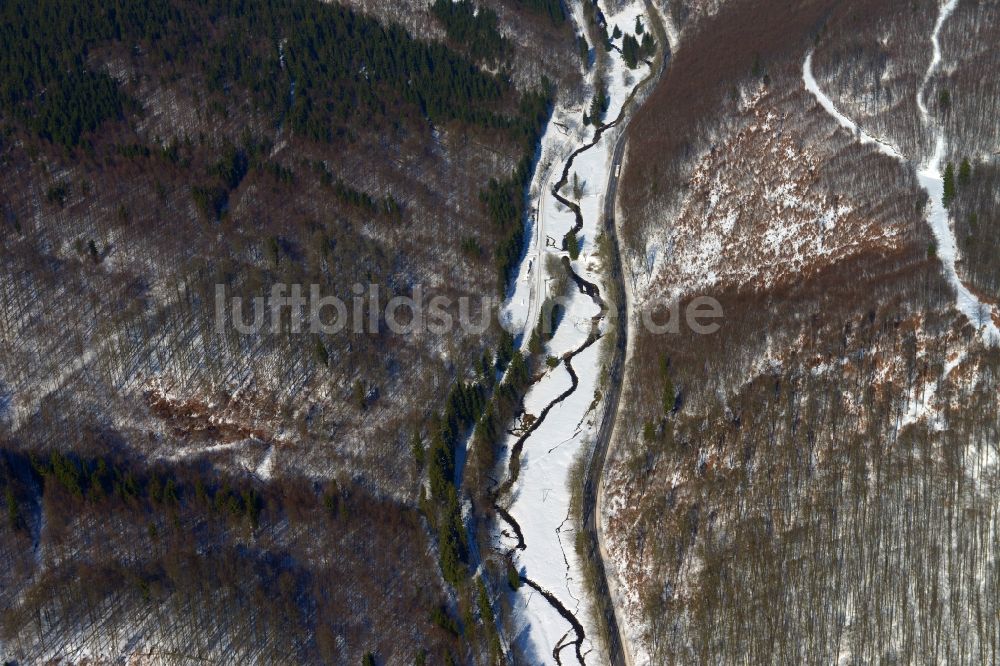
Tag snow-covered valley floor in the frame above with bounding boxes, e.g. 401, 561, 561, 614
493, 1, 659, 663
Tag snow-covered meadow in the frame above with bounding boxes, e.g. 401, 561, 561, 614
494, 0, 657, 662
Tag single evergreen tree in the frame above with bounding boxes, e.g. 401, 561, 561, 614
958, 157, 972, 186
496, 329, 515, 371
411, 430, 425, 471
942, 162, 956, 207
589, 81, 608, 123
663, 373, 675, 416
622, 34, 640, 68
314, 339, 329, 367
353, 379, 366, 409
506, 560, 521, 590
528, 327, 543, 355
6, 488, 19, 529
565, 229, 580, 260
599, 24, 612, 51
641, 32, 655, 57
476, 577, 495, 625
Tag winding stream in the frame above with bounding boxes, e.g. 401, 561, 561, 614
490, 1, 667, 663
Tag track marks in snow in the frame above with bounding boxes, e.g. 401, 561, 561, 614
804, 15, 999, 347
804, 0, 998, 445
803, 53, 906, 162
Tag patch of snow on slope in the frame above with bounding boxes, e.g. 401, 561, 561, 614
641, 89, 884, 302
255, 445, 276, 480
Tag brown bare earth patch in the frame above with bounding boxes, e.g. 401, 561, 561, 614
144, 389, 272, 444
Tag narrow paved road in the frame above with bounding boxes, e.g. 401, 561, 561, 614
580, 126, 630, 666
582, 15, 671, 664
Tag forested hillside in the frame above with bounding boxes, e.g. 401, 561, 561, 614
1, 0, 529, 147
607, 0, 1000, 662
0, 442, 476, 663
0, 0, 585, 662
10, 0, 996, 661
941, 0, 1000, 300
0, 0, 544, 494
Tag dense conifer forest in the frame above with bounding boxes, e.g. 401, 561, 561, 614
0, 0, 529, 148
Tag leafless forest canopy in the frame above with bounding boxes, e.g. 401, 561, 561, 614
0, 0, 586, 662
1, 0, 998, 662
609, 0, 1000, 662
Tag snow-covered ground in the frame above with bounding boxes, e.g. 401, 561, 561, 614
495, 1, 655, 662
502, 1, 652, 341
501, 343, 604, 662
